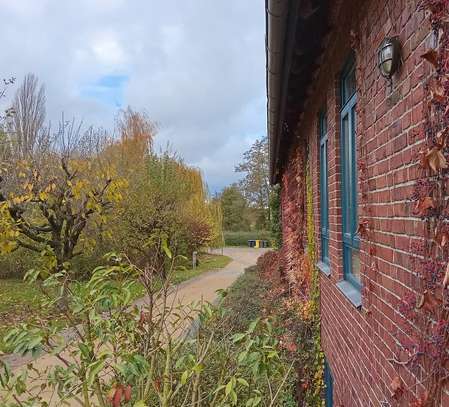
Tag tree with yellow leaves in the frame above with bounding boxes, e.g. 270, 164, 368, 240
0, 118, 125, 283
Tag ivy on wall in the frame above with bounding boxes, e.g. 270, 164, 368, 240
385, 1, 449, 405
269, 184, 283, 249
304, 161, 324, 406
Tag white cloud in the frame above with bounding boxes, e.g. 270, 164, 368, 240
0, 0, 266, 191
91, 32, 127, 68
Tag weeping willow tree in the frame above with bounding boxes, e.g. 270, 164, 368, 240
101, 112, 222, 276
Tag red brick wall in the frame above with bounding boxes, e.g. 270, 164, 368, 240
278, 0, 445, 405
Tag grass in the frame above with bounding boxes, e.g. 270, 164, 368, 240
0, 280, 48, 353
171, 252, 231, 285
0, 252, 231, 353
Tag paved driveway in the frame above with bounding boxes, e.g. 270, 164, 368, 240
141, 247, 269, 308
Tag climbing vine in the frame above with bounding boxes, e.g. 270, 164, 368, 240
269, 184, 283, 249
389, 1, 449, 405
304, 161, 324, 405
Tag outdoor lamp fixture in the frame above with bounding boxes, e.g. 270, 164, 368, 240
377, 37, 401, 80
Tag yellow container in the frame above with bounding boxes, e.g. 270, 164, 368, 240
255, 240, 260, 248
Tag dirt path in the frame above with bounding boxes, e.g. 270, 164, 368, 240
1, 247, 268, 405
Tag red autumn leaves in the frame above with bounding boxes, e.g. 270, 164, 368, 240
444, 261, 449, 289
414, 195, 435, 217
390, 375, 404, 400
414, 133, 448, 216
416, 289, 443, 313
421, 49, 439, 68
419, 144, 448, 173
107, 384, 132, 407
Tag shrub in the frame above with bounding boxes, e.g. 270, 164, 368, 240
0, 248, 40, 279
0, 252, 294, 406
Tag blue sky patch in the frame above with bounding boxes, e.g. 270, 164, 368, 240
80, 74, 128, 107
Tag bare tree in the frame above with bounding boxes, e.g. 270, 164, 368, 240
9, 73, 46, 158
0, 77, 15, 162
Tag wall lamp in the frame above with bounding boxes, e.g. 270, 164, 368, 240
377, 37, 401, 80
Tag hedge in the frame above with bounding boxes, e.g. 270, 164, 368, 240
223, 230, 272, 247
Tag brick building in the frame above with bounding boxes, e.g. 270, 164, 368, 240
266, 0, 449, 405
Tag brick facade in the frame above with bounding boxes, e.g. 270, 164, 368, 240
276, 0, 446, 405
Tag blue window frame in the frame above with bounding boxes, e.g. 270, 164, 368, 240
340, 56, 360, 289
319, 111, 330, 266
324, 359, 334, 406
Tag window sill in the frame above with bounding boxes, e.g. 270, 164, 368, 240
317, 261, 331, 277
336, 280, 362, 309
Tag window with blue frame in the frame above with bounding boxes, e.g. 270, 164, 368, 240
319, 111, 330, 266
340, 56, 360, 289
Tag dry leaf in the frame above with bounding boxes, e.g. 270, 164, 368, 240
417, 290, 442, 313
439, 232, 449, 248
390, 376, 403, 399
410, 390, 429, 407
418, 149, 429, 169
430, 80, 446, 104
443, 263, 449, 288
421, 49, 439, 67
434, 225, 449, 248
426, 147, 448, 172
435, 127, 449, 148
414, 196, 435, 216
416, 293, 425, 309
356, 219, 369, 237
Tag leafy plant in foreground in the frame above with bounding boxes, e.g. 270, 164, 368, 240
0, 249, 293, 406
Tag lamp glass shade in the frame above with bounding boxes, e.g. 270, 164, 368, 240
381, 45, 393, 61
378, 37, 400, 79
381, 59, 392, 76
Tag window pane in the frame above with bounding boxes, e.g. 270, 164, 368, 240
351, 106, 358, 235
319, 112, 329, 264
322, 237, 329, 262
342, 114, 351, 234
343, 66, 356, 105
324, 139, 328, 231
341, 57, 359, 287
351, 250, 361, 282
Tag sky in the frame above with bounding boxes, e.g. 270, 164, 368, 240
0, 0, 267, 193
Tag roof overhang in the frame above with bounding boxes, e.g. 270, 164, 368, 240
266, 0, 330, 184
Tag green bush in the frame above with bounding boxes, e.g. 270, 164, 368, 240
0, 247, 113, 281
223, 230, 272, 247
0, 254, 295, 406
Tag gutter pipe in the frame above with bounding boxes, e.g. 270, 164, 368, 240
266, 0, 290, 184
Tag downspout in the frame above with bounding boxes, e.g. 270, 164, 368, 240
266, 0, 289, 184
